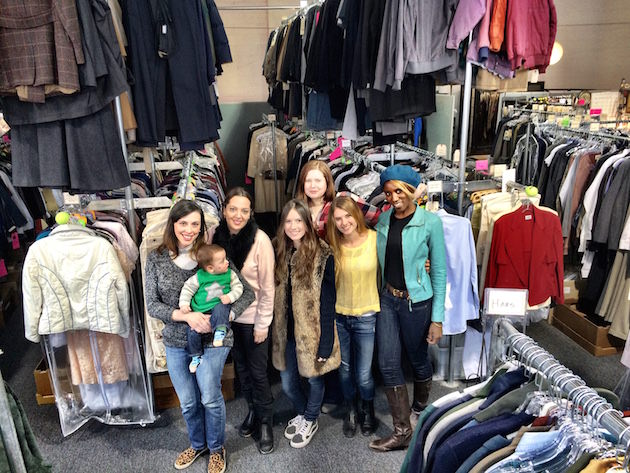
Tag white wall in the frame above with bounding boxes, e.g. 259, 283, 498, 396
539, 0, 630, 90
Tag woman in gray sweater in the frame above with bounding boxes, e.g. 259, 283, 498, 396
145, 200, 254, 473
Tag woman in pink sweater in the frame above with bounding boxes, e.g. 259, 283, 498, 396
212, 187, 276, 455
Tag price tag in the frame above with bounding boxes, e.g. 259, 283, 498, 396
282, 82, 290, 91
10, 231, 19, 250
427, 180, 443, 194
484, 288, 528, 316
435, 144, 447, 158
475, 159, 489, 171
547, 114, 556, 123
492, 164, 507, 177
267, 114, 276, 122
0, 260, 7, 278
590, 123, 601, 132
0, 114, 9, 137
300, 14, 306, 35
341, 138, 351, 148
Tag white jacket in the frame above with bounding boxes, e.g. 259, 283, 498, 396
23, 225, 130, 342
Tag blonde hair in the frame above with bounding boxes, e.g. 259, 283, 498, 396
273, 199, 321, 285
326, 196, 367, 277
296, 160, 335, 204
384, 179, 416, 201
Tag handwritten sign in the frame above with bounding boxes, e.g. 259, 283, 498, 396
484, 288, 528, 317
427, 180, 443, 194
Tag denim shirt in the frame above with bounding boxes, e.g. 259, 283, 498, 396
375, 204, 447, 322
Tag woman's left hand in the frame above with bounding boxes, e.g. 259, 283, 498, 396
253, 328, 269, 344
426, 322, 442, 345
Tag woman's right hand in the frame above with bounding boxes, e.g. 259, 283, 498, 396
173, 309, 212, 333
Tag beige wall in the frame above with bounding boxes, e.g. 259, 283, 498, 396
215, 0, 297, 103
214, 0, 630, 102
539, 0, 630, 90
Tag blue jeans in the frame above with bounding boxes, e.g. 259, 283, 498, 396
186, 303, 230, 357
377, 291, 432, 387
166, 344, 230, 453
335, 314, 376, 401
279, 337, 325, 422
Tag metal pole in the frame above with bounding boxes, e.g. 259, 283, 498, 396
114, 96, 137, 241
524, 122, 531, 184
0, 361, 27, 473
457, 36, 474, 217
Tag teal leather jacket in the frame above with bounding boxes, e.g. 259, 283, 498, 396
375, 204, 447, 322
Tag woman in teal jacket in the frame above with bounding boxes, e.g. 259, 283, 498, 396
369, 165, 447, 452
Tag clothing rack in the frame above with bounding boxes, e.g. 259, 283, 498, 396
0, 352, 27, 473
496, 318, 630, 447
343, 148, 386, 173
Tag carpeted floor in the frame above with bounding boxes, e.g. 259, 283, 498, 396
0, 303, 625, 473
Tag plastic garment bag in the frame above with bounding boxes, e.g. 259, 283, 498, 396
43, 325, 155, 436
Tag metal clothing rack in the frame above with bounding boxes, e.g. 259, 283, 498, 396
495, 318, 630, 447
0, 353, 27, 473
343, 148, 386, 173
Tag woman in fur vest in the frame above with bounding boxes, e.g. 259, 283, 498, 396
272, 199, 341, 449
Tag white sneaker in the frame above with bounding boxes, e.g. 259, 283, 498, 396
290, 419, 318, 448
283, 414, 304, 440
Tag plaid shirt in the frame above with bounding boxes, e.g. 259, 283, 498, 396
315, 191, 382, 238
0, 0, 85, 102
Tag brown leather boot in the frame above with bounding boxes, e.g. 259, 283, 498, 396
369, 385, 412, 452
410, 378, 432, 430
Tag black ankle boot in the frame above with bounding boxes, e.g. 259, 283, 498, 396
257, 420, 274, 454
239, 405, 256, 438
342, 400, 358, 438
360, 399, 377, 436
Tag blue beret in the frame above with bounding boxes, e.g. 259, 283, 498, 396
380, 164, 421, 188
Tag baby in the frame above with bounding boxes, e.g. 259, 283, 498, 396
179, 244, 243, 373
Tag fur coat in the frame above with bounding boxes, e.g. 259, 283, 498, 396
272, 241, 341, 378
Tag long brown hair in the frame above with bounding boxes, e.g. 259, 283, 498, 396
274, 199, 320, 285
326, 196, 368, 277
296, 160, 335, 204
159, 200, 206, 256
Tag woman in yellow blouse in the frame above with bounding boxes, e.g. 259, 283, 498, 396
327, 195, 380, 438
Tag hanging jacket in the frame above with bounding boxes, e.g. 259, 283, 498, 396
375, 204, 447, 322
23, 225, 130, 342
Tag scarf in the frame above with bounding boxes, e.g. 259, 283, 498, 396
213, 218, 258, 270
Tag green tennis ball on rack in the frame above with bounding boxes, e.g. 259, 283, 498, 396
525, 186, 538, 198
55, 211, 70, 225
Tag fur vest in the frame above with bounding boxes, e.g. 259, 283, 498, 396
272, 241, 341, 378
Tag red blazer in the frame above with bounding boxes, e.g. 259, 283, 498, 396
485, 205, 564, 306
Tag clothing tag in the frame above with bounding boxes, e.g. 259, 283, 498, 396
590, 123, 600, 132
524, 215, 532, 221
62, 192, 80, 206
503, 129, 512, 141
570, 117, 582, 129
300, 15, 306, 35
0, 115, 9, 137
475, 159, 489, 171
11, 231, 19, 250
341, 138, 351, 148
0, 260, 7, 278
282, 82, 290, 91
546, 114, 556, 124
162, 24, 167, 34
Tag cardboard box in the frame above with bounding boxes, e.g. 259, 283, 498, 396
35, 359, 237, 408
34, 358, 55, 405
152, 361, 236, 410
563, 279, 586, 304
552, 304, 624, 356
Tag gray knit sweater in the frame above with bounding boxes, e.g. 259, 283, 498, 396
145, 249, 255, 348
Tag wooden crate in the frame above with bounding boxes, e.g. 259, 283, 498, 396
552, 304, 624, 357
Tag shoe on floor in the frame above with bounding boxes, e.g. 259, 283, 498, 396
290, 419, 318, 448
189, 356, 202, 373
207, 447, 226, 473
174, 446, 208, 470
284, 414, 304, 440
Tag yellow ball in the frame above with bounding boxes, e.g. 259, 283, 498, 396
55, 211, 70, 225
